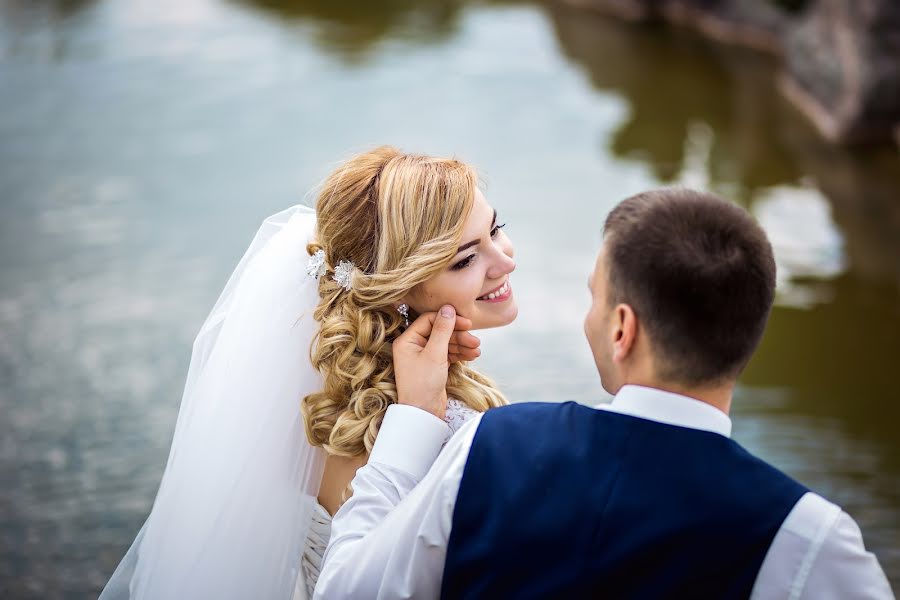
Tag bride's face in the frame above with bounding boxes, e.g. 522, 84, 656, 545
406, 189, 517, 330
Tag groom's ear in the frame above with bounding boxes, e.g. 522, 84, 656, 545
612, 304, 637, 363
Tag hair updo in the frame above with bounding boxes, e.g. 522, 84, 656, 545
301, 146, 508, 458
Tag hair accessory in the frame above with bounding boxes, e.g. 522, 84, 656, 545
306, 249, 327, 279
333, 260, 355, 291
397, 303, 410, 327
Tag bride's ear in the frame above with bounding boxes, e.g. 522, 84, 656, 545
392, 301, 412, 324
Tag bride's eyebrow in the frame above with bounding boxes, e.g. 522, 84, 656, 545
455, 210, 497, 254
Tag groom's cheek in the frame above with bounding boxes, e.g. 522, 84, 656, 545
584, 306, 608, 369
583, 305, 599, 346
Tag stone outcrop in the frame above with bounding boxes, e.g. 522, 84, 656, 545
556, 0, 900, 146
556, 0, 789, 51
780, 0, 900, 144
548, 1, 900, 282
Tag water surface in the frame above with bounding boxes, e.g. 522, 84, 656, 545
1, 0, 898, 596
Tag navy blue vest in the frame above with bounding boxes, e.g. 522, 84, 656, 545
442, 402, 808, 600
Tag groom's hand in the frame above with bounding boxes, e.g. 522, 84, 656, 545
393, 305, 473, 420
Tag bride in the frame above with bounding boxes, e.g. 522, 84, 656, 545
99, 146, 518, 598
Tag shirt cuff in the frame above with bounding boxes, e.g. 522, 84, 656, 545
369, 404, 452, 480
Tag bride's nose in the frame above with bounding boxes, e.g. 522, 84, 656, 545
486, 246, 516, 280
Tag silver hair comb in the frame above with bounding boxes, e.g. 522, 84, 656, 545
306, 249, 327, 279
332, 260, 355, 291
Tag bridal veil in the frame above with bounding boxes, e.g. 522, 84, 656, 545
100, 205, 326, 598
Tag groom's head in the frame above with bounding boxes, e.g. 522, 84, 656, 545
585, 188, 776, 395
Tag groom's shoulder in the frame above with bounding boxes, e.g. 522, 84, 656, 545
481, 401, 592, 429
470, 402, 592, 457
490, 400, 588, 417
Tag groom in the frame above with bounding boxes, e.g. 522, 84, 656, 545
314, 189, 892, 598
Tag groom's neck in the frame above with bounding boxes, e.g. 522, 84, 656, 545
625, 376, 734, 416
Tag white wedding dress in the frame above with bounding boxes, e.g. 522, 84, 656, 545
294, 399, 480, 600
100, 206, 483, 599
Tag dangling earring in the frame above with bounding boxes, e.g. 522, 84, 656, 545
397, 303, 410, 327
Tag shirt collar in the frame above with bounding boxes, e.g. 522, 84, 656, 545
599, 384, 732, 438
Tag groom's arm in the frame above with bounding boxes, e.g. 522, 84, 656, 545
329, 404, 452, 540
314, 306, 472, 598
752, 493, 893, 599
314, 408, 481, 599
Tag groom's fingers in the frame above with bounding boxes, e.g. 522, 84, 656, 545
400, 312, 441, 349
400, 312, 479, 350
451, 330, 480, 349
424, 305, 457, 362
448, 344, 480, 362
448, 343, 480, 355
400, 309, 464, 360
453, 315, 474, 331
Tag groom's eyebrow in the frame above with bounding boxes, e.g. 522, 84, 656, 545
456, 209, 497, 254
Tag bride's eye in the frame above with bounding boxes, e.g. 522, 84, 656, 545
452, 254, 476, 271
490, 223, 507, 238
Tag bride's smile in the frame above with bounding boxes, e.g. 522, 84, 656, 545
405, 188, 517, 330
476, 279, 511, 302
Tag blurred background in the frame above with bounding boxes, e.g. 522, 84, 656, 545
1, 0, 898, 596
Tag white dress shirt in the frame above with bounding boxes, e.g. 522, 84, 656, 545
315, 386, 894, 599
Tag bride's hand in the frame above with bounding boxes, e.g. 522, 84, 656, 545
392, 305, 476, 419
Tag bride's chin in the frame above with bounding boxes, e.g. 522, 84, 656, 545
470, 302, 518, 331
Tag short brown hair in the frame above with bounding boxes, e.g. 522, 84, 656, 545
603, 188, 776, 385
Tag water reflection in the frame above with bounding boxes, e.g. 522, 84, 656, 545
0, 0, 100, 61
231, 0, 464, 60
0, 0, 96, 24
546, 4, 900, 286
548, 7, 795, 191
753, 186, 845, 306
745, 273, 900, 460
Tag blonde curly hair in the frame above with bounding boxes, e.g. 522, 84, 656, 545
301, 146, 508, 458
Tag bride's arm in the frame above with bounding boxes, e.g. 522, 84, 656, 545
314, 410, 480, 599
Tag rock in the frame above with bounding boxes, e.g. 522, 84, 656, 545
660, 0, 788, 52
558, 0, 900, 145
555, 0, 790, 52
780, 0, 900, 145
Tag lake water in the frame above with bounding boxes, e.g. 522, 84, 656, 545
1, 0, 898, 596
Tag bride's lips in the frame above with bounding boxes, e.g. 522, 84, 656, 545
476, 280, 512, 303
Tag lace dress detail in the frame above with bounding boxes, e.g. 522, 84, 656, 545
294, 399, 479, 599
444, 398, 479, 434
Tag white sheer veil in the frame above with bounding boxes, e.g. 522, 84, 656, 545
100, 205, 326, 599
